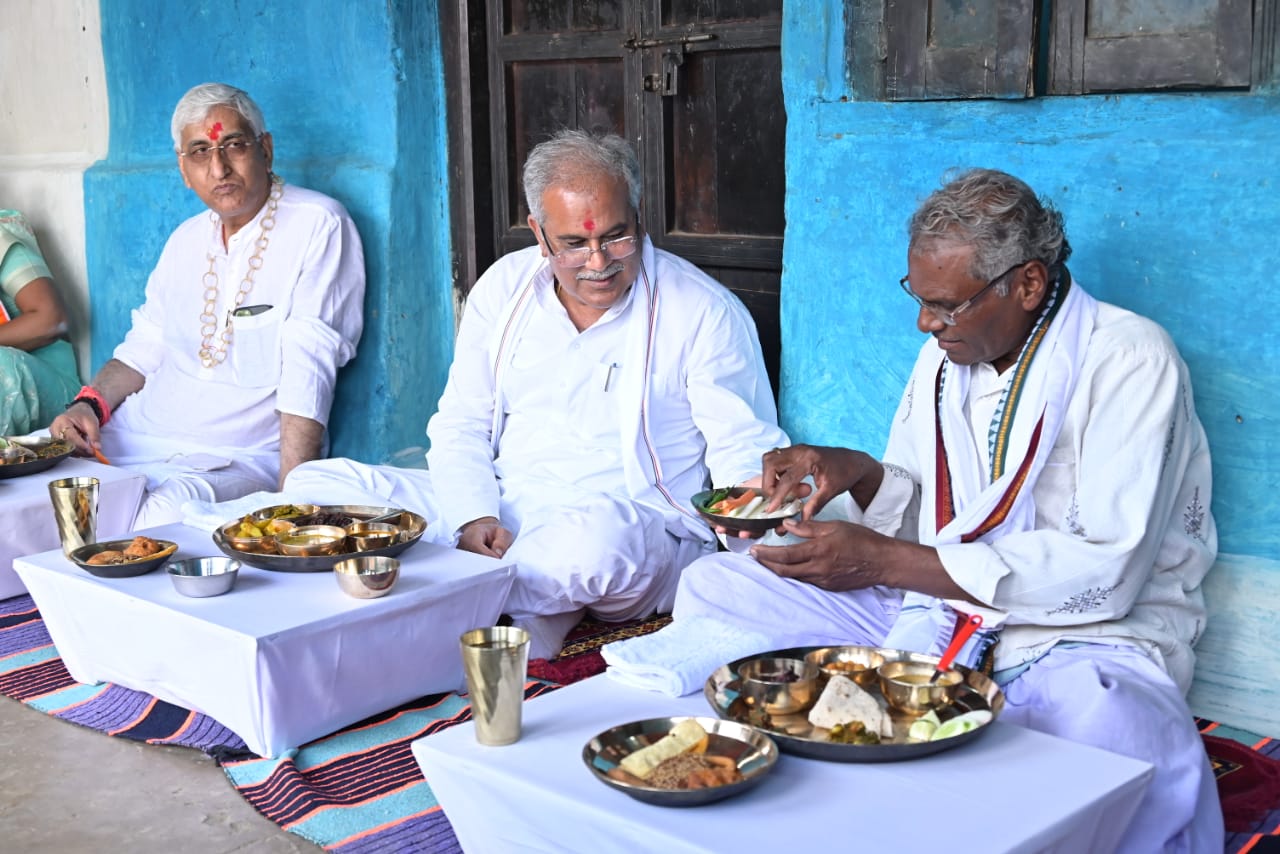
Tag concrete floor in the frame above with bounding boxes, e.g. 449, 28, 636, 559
0, 695, 317, 853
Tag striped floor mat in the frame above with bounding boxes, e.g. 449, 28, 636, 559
0, 593, 665, 851
3, 592, 1276, 852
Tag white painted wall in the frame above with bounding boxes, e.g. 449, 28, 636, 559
0, 0, 108, 379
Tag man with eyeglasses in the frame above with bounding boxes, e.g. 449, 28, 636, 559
286, 129, 786, 659
644, 169, 1221, 849
50, 82, 365, 526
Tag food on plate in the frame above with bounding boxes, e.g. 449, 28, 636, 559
123, 536, 163, 558
232, 514, 295, 538
291, 511, 355, 529
647, 752, 742, 789
821, 660, 870, 678
827, 720, 881, 745
259, 504, 310, 520
618, 719, 709, 780
605, 720, 745, 790
36, 440, 71, 459
931, 709, 992, 741
808, 674, 894, 740
702, 487, 803, 520
907, 710, 942, 742
83, 537, 176, 566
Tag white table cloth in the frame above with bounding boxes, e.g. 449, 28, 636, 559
0, 458, 147, 599
413, 674, 1155, 854
15, 522, 516, 758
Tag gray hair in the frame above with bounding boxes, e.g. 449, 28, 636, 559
908, 168, 1072, 294
170, 83, 266, 152
522, 130, 642, 223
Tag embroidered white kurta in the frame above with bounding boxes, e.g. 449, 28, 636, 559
859, 296, 1216, 693
425, 239, 787, 544
104, 184, 365, 490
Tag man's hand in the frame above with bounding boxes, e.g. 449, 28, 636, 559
457, 516, 514, 558
49, 402, 102, 456
750, 518, 890, 590
761, 444, 885, 519
48, 359, 145, 457
751, 517, 976, 602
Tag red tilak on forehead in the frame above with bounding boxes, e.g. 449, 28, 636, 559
582, 218, 595, 231
207, 121, 223, 141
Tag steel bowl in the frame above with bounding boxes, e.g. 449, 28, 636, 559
218, 519, 286, 554
249, 503, 319, 524
275, 525, 348, 557
737, 657, 820, 716
333, 555, 400, 599
804, 645, 889, 688
583, 715, 778, 807
345, 521, 400, 552
877, 660, 962, 718
166, 556, 240, 598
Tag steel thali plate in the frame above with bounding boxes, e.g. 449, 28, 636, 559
211, 505, 427, 572
0, 438, 74, 479
704, 646, 1004, 762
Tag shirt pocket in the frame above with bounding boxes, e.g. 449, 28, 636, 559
229, 307, 282, 387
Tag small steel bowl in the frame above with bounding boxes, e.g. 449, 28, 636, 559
249, 503, 319, 524
737, 657, 820, 716
218, 519, 285, 554
276, 525, 348, 557
877, 660, 962, 718
345, 521, 400, 552
804, 645, 888, 688
333, 556, 400, 599
167, 556, 240, 598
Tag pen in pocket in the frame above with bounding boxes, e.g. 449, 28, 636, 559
233, 304, 273, 318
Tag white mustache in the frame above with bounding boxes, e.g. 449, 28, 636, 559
576, 262, 625, 282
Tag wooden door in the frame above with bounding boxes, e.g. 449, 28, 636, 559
443, 0, 786, 391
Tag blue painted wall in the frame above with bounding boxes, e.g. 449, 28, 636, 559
778, 5, 1278, 563
85, 0, 452, 464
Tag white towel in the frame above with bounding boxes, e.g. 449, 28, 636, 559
602, 615, 773, 697
180, 490, 306, 533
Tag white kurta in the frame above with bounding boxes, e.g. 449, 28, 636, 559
865, 298, 1216, 693
667, 289, 1222, 851
288, 238, 786, 657
426, 239, 787, 543
103, 183, 365, 522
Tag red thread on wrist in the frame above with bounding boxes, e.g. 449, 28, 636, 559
74, 385, 112, 426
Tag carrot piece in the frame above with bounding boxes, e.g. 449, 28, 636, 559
711, 490, 756, 514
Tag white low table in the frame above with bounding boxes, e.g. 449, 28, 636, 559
0, 458, 147, 599
413, 675, 1155, 854
15, 521, 515, 758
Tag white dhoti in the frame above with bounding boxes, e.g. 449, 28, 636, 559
285, 458, 711, 658
674, 553, 1223, 852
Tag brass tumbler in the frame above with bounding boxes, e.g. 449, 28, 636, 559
459, 626, 530, 746
48, 476, 99, 558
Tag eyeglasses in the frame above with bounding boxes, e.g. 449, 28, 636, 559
899, 260, 1031, 326
537, 224, 640, 269
180, 136, 261, 165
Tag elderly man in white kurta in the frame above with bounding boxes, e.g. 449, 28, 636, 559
50, 83, 364, 527
286, 130, 786, 659
659, 170, 1222, 851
